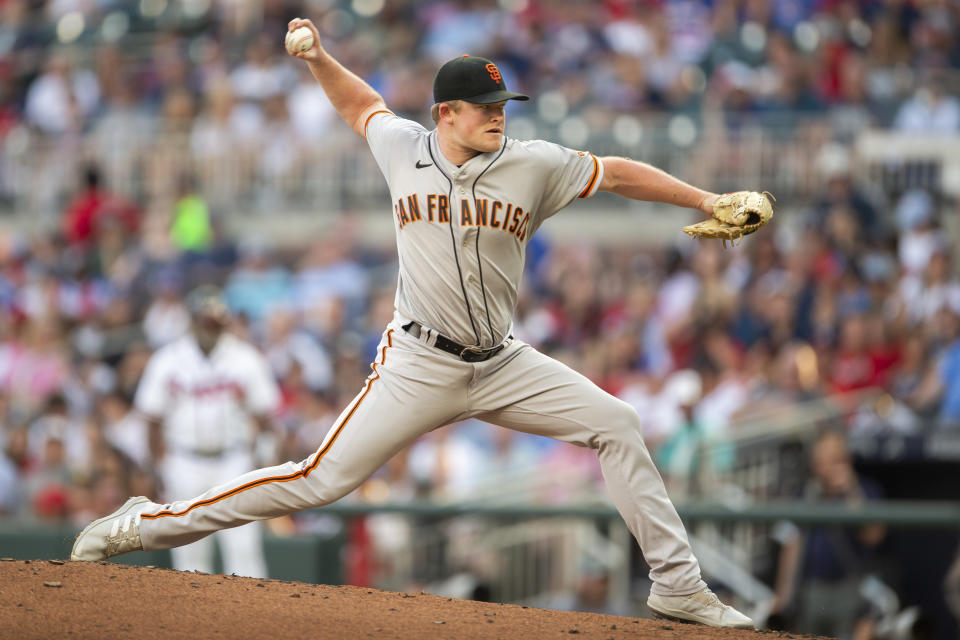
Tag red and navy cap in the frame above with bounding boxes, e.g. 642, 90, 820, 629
433, 55, 529, 105
186, 285, 229, 325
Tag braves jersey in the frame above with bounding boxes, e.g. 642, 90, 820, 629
365, 111, 604, 349
135, 333, 280, 455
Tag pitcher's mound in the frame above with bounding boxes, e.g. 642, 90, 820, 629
0, 559, 821, 639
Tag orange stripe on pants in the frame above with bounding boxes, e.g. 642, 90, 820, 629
142, 330, 394, 520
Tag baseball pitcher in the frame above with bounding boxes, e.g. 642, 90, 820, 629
73, 18, 770, 628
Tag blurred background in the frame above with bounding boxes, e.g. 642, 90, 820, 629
0, 0, 959, 638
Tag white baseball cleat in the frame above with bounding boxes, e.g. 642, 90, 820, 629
70, 496, 151, 562
647, 587, 755, 629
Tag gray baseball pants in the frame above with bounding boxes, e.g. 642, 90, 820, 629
139, 319, 706, 596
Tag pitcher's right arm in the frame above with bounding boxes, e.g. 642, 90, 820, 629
286, 17, 387, 138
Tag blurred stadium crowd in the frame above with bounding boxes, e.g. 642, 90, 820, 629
4, 162, 957, 507
2, 0, 959, 134
0, 0, 959, 214
0, 0, 959, 637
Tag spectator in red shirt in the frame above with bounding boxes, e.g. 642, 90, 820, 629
829, 314, 887, 394
61, 165, 140, 246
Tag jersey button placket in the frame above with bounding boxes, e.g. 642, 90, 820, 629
458, 225, 483, 342
454, 171, 485, 344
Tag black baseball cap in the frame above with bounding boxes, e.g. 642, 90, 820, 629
433, 55, 529, 105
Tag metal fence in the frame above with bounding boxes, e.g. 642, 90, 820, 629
313, 389, 953, 624
311, 497, 960, 625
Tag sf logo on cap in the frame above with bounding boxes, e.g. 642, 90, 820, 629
485, 63, 502, 83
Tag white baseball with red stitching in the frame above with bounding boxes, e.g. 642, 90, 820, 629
285, 26, 314, 54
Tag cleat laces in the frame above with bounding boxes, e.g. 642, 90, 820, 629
104, 510, 143, 557
690, 588, 729, 612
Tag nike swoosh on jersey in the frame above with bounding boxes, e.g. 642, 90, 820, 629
415, 161, 432, 169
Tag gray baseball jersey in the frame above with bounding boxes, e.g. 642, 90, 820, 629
364, 109, 602, 348
135, 111, 706, 597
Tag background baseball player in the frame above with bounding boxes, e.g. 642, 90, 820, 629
133, 285, 280, 578
72, 17, 765, 628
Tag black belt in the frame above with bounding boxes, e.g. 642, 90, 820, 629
402, 321, 509, 363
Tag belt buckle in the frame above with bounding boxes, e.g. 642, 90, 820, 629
460, 344, 504, 362
459, 346, 486, 362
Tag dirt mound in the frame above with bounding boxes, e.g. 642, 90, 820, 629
0, 559, 824, 639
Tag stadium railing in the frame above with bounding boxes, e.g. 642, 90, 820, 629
1, 497, 957, 624
7, 117, 957, 232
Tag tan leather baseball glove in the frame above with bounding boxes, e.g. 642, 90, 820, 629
683, 191, 775, 246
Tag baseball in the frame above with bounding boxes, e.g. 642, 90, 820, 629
285, 26, 314, 54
